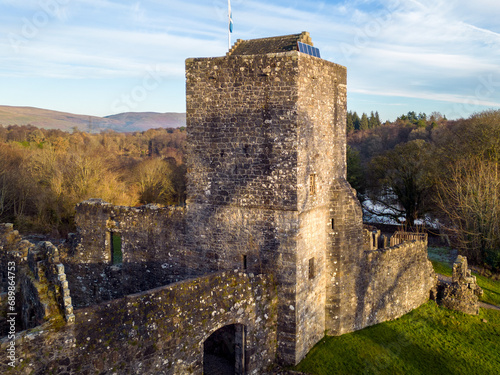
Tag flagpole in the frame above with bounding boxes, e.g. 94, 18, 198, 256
228, 0, 231, 51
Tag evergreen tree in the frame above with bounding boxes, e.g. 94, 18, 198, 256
346, 111, 355, 133
369, 111, 378, 129
360, 113, 369, 131
352, 111, 361, 131
374, 111, 381, 127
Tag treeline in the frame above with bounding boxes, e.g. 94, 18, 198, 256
2, 110, 499, 271
346, 110, 382, 132
0, 125, 186, 236
347, 110, 500, 270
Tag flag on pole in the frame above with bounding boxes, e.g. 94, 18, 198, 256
228, 0, 233, 33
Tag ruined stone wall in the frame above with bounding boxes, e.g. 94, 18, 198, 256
0, 227, 72, 339
70, 199, 189, 307
0, 271, 277, 375
350, 240, 436, 331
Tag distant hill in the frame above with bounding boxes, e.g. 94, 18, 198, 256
0, 105, 186, 132
104, 112, 186, 132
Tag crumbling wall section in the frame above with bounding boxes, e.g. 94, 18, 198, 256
0, 226, 73, 338
69, 199, 189, 307
439, 255, 483, 315
0, 271, 278, 375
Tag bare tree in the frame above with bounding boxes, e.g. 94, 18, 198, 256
437, 157, 500, 268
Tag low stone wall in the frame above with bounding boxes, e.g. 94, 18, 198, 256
350, 240, 436, 331
0, 270, 278, 375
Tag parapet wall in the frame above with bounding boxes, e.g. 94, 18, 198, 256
350, 240, 436, 331
0, 270, 277, 375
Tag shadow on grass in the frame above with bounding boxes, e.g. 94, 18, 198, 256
295, 302, 500, 375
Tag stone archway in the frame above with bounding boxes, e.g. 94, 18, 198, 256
203, 323, 246, 375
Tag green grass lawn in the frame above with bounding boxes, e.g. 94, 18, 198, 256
294, 302, 500, 375
293, 247, 500, 374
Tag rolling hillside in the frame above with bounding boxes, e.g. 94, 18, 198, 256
0, 105, 186, 132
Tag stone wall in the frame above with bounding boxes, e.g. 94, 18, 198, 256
69, 199, 189, 307
185, 53, 300, 211
0, 270, 277, 375
350, 239, 436, 331
186, 52, 302, 365
0, 224, 72, 337
295, 54, 349, 361
326, 179, 365, 335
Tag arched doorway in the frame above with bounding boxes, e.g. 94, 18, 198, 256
203, 324, 245, 375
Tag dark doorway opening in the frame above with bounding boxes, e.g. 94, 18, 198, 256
111, 232, 122, 264
203, 324, 245, 375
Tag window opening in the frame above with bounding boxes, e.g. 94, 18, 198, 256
309, 174, 316, 195
309, 258, 315, 279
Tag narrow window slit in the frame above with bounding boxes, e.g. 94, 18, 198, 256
309, 258, 315, 279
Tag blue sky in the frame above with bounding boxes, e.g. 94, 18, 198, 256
1, 0, 499, 121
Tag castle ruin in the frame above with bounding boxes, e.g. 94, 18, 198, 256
1, 33, 436, 374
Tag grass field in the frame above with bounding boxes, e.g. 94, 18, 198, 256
293, 247, 500, 375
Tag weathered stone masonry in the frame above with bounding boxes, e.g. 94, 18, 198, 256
1, 270, 277, 374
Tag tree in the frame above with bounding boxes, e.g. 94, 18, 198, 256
346, 111, 355, 133
369, 111, 380, 129
134, 158, 177, 205
346, 145, 364, 197
366, 139, 437, 226
437, 158, 500, 269
360, 113, 369, 131
374, 111, 381, 127
434, 110, 500, 269
352, 111, 361, 131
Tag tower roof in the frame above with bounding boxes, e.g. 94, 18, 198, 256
227, 31, 313, 56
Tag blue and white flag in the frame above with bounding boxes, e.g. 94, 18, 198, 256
228, 0, 233, 33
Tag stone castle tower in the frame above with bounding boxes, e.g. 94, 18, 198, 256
185, 32, 364, 365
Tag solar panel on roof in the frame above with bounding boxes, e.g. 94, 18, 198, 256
297, 41, 321, 58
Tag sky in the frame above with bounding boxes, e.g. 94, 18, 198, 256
0, 0, 499, 122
